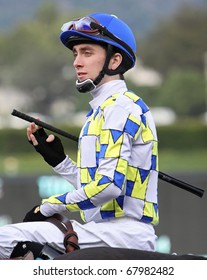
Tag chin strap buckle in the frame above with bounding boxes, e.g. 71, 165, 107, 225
76, 78, 96, 92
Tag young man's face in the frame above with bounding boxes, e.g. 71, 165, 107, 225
72, 43, 107, 84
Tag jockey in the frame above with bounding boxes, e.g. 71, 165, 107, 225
60, 13, 136, 93
0, 13, 159, 259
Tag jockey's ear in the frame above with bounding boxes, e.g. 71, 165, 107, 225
109, 52, 123, 71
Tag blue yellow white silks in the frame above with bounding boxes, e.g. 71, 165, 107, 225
42, 81, 159, 226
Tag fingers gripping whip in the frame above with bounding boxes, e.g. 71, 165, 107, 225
11, 109, 78, 142
11, 109, 204, 198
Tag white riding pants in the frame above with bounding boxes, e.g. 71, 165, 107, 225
0, 217, 157, 258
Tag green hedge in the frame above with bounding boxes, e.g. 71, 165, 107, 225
0, 126, 80, 155
0, 123, 206, 155
157, 123, 207, 150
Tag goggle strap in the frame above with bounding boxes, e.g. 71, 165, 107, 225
90, 22, 135, 61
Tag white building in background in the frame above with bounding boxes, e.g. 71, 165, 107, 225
125, 60, 163, 87
150, 107, 176, 125
125, 61, 176, 125
0, 86, 32, 128
0, 62, 176, 128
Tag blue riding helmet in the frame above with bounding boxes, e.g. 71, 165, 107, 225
60, 13, 137, 92
60, 13, 136, 70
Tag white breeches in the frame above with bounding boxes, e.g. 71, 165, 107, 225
0, 217, 157, 258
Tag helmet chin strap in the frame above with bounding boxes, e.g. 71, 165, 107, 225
75, 79, 96, 93
76, 70, 105, 93
76, 45, 114, 93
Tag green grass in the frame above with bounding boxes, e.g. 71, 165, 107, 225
0, 149, 206, 176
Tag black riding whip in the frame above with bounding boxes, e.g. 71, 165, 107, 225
11, 109, 205, 198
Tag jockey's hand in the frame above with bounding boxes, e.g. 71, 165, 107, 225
23, 205, 48, 222
28, 127, 66, 167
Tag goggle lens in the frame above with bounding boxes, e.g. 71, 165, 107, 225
61, 17, 99, 34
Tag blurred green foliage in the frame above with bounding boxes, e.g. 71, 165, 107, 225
0, 4, 207, 176
157, 122, 207, 150
0, 124, 206, 175
139, 6, 207, 75
0, 123, 206, 155
0, 126, 79, 155
0, 4, 206, 118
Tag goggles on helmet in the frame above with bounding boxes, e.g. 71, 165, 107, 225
61, 16, 135, 62
61, 16, 100, 34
